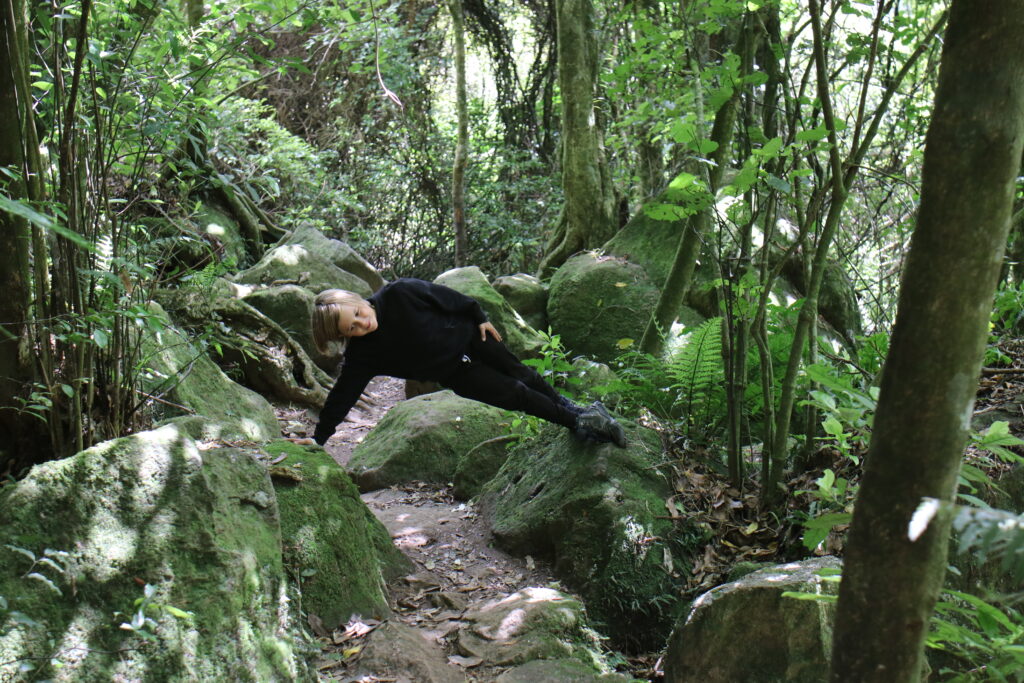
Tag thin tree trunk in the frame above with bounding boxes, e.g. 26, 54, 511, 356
537, 0, 614, 279
830, 3, 1024, 679
0, 0, 38, 470
450, 0, 469, 267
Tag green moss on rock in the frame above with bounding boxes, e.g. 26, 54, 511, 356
547, 253, 660, 364
140, 304, 279, 443
479, 421, 693, 650
0, 426, 310, 681
277, 224, 385, 294
234, 244, 372, 298
347, 391, 512, 491
266, 440, 411, 629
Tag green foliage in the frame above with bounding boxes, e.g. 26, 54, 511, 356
522, 330, 579, 395
800, 363, 878, 466
600, 318, 725, 438
950, 505, 1024, 581
116, 583, 194, 643
670, 317, 726, 430
208, 97, 355, 230
928, 590, 1024, 681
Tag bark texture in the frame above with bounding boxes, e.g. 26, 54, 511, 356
0, 0, 40, 469
451, 0, 469, 266
830, 3, 1024, 680
538, 0, 614, 278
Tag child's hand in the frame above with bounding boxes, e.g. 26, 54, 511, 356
479, 322, 502, 342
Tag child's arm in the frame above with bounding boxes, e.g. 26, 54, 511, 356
313, 365, 374, 446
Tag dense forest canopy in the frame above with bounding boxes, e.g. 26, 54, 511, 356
3, 0, 1024, 678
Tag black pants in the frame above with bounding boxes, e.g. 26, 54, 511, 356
439, 335, 577, 429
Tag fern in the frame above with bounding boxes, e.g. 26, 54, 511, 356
668, 317, 726, 433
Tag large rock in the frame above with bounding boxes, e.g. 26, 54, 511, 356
0, 426, 310, 681
347, 391, 511, 491
277, 224, 385, 293
435, 266, 545, 359
604, 209, 861, 345
350, 622, 463, 683
141, 303, 279, 442
156, 283, 331, 408
234, 243, 372, 298
492, 273, 549, 332
452, 433, 514, 501
478, 421, 686, 650
663, 557, 841, 683
267, 440, 411, 630
457, 587, 615, 671
243, 284, 342, 373
547, 252, 660, 364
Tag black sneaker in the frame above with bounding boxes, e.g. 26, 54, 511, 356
590, 401, 628, 448
574, 405, 615, 444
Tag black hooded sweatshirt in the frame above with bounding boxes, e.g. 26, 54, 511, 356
313, 278, 487, 445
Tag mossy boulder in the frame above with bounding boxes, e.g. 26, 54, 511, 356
233, 244, 372, 298
140, 303, 279, 442
457, 587, 615, 670
604, 209, 861, 345
492, 273, 549, 332
546, 252, 660, 364
663, 557, 841, 683
452, 434, 514, 501
0, 426, 310, 681
478, 421, 689, 651
347, 391, 511, 491
434, 266, 545, 359
277, 224, 385, 293
242, 285, 342, 373
265, 440, 411, 630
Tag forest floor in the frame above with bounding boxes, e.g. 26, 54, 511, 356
280, 376, 659, 682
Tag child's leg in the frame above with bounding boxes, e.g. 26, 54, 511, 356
464, 336, 571, 408
439, 360, 577, 429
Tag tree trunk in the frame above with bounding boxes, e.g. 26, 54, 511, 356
450, 0, 469, 267
830, 4, 1024, 680
537, 0, 614, 278
0, 0, 43, 471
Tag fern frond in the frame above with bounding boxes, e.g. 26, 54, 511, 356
668, 317, 725, 426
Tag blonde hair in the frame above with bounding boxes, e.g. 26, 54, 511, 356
312, 289, 370, 354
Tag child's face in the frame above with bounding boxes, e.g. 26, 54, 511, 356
338, 304, 377, 337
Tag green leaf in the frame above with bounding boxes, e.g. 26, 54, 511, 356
163, 605, 193, 619
796, 123, 829, 142
26, 572, 62, 596
5, 545, 35, 562
93, 328, 109, 349
782, 591, 837, 603
60, 384, 74, 398
764, 174, 791, 194
757, 137, 783, 158
0, 196, 95, 251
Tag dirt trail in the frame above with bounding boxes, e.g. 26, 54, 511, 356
297, 377, 575, 681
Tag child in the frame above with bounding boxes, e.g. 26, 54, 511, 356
310, 277, 626, 448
